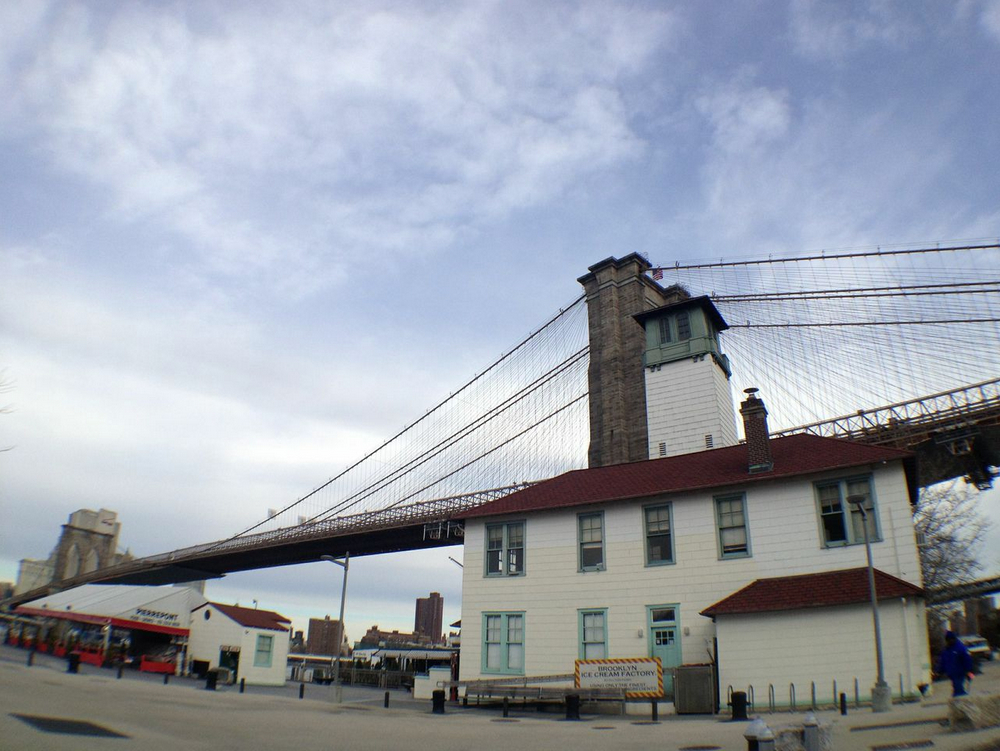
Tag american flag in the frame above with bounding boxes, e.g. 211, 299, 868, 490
652, 267, 663, 280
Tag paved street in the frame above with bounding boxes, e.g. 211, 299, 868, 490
3, 644, 1000, 750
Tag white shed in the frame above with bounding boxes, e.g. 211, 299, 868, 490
188, 602, 291, 687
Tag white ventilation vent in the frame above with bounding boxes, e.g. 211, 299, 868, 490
705, 434, 714, 449
658, 442, 667, 457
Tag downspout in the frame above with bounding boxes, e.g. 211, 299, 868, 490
901, 597, 912, 697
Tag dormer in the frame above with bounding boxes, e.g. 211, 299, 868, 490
633, 296, 731, 377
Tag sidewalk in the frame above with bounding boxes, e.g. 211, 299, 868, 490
4, 644, 1000, 750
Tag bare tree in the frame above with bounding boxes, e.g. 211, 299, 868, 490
915, 480, 990, 595
915, 480, 992, 650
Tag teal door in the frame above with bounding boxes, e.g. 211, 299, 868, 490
648, 605, 681, 698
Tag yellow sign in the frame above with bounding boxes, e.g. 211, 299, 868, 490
575, 657, 663, 699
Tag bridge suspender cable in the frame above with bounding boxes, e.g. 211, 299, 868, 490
212, 295, 587, 546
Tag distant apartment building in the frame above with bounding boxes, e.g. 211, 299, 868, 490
307, 616, 347, 656
359, 625, 433, 648
414, 591, 444, 644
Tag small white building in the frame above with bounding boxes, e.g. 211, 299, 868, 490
188, 602, 291, 686
458, 390, 930, 708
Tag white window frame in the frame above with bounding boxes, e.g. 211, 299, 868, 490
482, 612, 524, 675
643, 503, 674, 566
253, 634, 274, 668
578, 512, 605, 571
715, 493, 750, 559
578, 609, 608, 660
484, 521, 525, 577
815, 475, 879, 548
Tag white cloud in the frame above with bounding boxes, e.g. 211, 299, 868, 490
789, 0, 917, 61
3, 1, 676, 292
982, 0, 1000, 41
695, 78, 790, 155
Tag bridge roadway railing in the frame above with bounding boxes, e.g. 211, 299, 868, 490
773, 377, 1000, 445
3, 482, 536, 602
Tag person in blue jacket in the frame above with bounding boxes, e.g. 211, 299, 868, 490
937, 631, 974, 697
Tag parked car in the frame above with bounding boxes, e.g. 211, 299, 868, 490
960, 635, 994, 661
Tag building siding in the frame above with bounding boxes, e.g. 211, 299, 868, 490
460, 463, 922, 691
645, 356, 738, 458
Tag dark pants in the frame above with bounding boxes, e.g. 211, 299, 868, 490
950, 676, 967, 697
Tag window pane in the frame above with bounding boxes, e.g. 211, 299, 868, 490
721, 526, 747, 553
486, 643, 501, 669
507, 643, 524, 670
647, 533, 672, 562
580, 543, 603, 568
507, 548, 523, 574
822, 511, 847, 543
486, 550, 502, 574
507, 523, 524, 548
659, 318, 672, 343
650, 608, 675, 623
507, 615, 523, 643
645, 506, 670, 533
507, 522, 524, 574
485, 615, 500, 642
580, 514, 602, 543
254, 635, 273, 667
584, 642, 606, 659
676, 311, 691, 340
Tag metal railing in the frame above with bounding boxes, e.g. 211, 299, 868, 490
774, 377, 1000, 444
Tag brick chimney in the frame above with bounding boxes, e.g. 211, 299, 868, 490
739, 388, 773, 473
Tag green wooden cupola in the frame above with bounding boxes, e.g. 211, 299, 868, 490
632, 296, 731, 376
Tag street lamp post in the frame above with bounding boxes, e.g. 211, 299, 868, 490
847, 495, 891, 713
320, 552, 350, 704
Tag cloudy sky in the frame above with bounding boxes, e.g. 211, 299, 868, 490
2, 1, 999, 638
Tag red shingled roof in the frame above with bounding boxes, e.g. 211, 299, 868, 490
700, 567, 924, 617
463, 433, 912, 519
194, 602, 291, 632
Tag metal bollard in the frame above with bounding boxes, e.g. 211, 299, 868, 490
744, 717, 769, 751
839, 692, 847, 716
502, 697, 509, 718
803, 713, 820, 751
117, 665, 124, 679
384, 691, 390, 708
432, 689, 446, 714
299, 683, 305, 699
731, 690, 748, 721
163, 673, 170, 685
650, 699, 658, 722
27, 650, 35, 667
205, 670, 218, 690
757, 726, 776, 751
240, 678, 245, 694
565, 694, 581, 721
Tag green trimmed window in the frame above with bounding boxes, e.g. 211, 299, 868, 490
578, 512, 605, 571
715, 493, 750, 558
253, 634, 274, 668
644, 504, 674, 565
483, 613, 524, 674
816, 476, 878, 547
579, 610, 607, 659
485, 521, 525, 576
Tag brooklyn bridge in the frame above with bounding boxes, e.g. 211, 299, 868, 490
6, 242, 999, 605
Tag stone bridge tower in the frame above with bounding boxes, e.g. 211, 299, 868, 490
579, 255, 739, 468
577, 255, 688, 467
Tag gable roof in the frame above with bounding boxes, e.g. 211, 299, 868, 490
700, 567, 924, 617
193, 602, 291, 632
462, 433, 912, 519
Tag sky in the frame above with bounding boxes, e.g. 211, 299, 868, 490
2, 0, 999, 639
